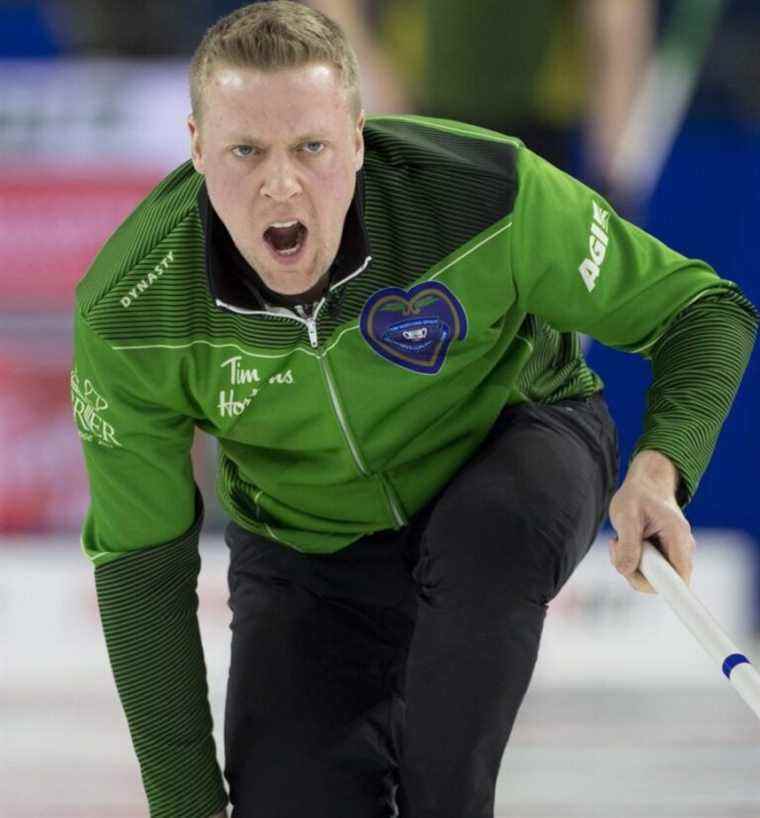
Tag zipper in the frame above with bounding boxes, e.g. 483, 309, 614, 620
318, 351, 369, 475
295, 302, 408, 529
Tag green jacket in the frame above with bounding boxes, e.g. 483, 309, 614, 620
72, 116, 758, 818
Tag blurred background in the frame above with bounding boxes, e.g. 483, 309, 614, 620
2, 1, 759, 816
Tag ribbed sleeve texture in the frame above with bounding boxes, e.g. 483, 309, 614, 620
631, 288, 759, 507
93, 510, 228, 818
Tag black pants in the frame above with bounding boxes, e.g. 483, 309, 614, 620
223, 393, 620, 818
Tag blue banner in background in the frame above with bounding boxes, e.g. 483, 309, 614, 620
582, 120, 760, 623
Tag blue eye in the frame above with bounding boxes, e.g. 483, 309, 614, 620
232, 145, 255, 158
302, 141, 324, 155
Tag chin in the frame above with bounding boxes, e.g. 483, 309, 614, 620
264, 268, 321, 295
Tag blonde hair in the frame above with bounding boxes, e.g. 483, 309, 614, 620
190, 1, 362, 120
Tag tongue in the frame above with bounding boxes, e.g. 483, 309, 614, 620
265, 224, 302, 251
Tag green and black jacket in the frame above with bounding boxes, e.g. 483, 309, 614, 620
71, 116, 758, 817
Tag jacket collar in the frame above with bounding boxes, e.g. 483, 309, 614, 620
199, 170, 371, 313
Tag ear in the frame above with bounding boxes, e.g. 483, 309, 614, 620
353, 110, 365, 172
188, 115, 205, 174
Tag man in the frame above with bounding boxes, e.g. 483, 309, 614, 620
70, 3, 758, 818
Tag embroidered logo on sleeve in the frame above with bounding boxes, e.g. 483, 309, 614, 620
359, 281, 468, 375
578, 201, 610, 292
70, 369, 122, 447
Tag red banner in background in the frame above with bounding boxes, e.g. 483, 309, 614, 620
1, 165, 162, 311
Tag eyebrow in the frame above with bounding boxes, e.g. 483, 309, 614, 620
228, 132, 329, 146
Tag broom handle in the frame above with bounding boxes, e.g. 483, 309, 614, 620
639, 540, 760, 720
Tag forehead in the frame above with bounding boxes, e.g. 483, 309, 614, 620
201, 62, 352, 135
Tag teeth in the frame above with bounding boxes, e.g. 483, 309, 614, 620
269, 220, 299, 229
276, 244, 301, 256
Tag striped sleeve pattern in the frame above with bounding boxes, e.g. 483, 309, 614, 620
631, 287, 759, 507
94, 506, 228, 818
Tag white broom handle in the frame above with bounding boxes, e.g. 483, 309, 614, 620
638, 540, 760, 720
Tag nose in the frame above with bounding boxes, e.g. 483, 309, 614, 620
260, 155, 302, 202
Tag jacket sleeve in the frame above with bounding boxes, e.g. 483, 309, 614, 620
72, 309, 228, 818
509, 147, 759, 506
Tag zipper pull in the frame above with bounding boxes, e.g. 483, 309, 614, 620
296, 300, 324, 349
306, 317, 319, 348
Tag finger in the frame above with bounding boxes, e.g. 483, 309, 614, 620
609, 534, 657, 594
608, 520, 642, 579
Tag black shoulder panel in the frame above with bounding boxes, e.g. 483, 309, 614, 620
362, 117, 519, 284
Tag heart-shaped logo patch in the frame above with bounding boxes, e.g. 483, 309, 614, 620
359, 281, 468, 374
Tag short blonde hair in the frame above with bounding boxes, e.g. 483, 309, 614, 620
190, 1, 362, 120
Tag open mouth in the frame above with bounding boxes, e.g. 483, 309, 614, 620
263, 220, 308, 257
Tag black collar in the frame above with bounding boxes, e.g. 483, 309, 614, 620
199, 170, 370, 312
